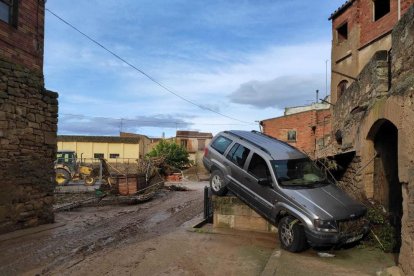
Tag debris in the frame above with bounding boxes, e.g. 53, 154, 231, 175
317, 252, 336, 258
167, 185, 189, 191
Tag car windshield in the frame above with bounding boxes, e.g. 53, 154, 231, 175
271, 158, 328, 188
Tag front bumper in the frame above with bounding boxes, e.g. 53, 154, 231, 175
305, 223, 369, 247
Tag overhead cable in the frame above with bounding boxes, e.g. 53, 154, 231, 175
46, 8, 255, 125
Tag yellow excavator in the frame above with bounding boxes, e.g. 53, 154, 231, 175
54, 151, 98, 186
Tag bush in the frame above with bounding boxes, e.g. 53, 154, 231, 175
147, 140, 190, 171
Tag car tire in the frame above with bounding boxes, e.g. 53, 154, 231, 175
210, 170, 228, 196
278, 216, 308, 252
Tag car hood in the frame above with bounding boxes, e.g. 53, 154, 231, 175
282, 184, 366, 220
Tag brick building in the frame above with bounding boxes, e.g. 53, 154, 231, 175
0, 0, 58, 233
330, 0, 414, 104
260, 102, 331, 158
328, 2, 414, 274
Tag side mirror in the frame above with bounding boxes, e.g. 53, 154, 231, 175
257, 178, 271, 186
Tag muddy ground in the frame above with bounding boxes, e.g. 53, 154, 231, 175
0, 182, 275, 275
0, 181, 398, 276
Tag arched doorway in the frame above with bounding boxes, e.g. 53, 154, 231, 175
368, 119, 402, 254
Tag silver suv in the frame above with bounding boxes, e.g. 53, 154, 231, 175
203, 130, 369, 252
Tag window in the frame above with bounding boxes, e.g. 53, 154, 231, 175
337, 22, 348, 43
197, 139, 205, 151
226, 143, 250, 168
211, 136, 232, 155
180, 139, 188, 149
248, 153, 271, 180
287, 130, 296, 142
374, 0, 390, 21
94, 153, 104, 159
271, 158, 327, 188
109, 153, 120, 159
337, 80, 349, 98
0, 0, 18, 27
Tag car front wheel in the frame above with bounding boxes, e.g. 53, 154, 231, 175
210, 170, 228, 196
278, 216, 308, 252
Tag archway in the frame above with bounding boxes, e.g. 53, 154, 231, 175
368, 119, 402, 254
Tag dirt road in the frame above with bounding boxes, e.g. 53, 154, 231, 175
0, 182, 275, 275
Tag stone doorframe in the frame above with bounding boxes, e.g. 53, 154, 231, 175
353, 96, 413, 269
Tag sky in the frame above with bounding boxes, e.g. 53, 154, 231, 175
44, 0, 346, 138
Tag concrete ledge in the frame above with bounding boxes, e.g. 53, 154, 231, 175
213, 196, 276, 233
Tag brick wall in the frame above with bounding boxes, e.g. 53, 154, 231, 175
0, 0, 45, 71
262, 108, 331, 158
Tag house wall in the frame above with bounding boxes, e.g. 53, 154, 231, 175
0, 0, 45, 71
0, 0, 58, 234
330, 5, 414, 273
330, 0, 414, 105
57, 141, 140, 162
262, 108, 331, 158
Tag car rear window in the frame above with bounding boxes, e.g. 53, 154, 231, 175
211, 136, 232, 154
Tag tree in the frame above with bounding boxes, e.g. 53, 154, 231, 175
147, 140, 190, 170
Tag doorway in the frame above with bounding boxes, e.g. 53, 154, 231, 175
371, 119, 402, 254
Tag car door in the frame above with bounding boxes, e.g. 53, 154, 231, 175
224, 143, 252, 200
241, 153, 277, 219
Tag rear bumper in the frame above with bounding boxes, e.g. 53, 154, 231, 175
305, 225, 370, 247
202, 157, 211, 172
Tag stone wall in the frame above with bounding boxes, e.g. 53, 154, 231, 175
0, 57, 58, 234
330, 5, 414, 274
213, 196, 276, 233
332, 50, 389, 152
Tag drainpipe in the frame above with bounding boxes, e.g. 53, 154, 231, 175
398, 0, 401, 20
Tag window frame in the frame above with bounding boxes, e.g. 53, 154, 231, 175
211, 135, 233, 155
94, 153, 105, 159
247, 153, 272, 181
226, 143, 250, 168
287, 130, 297, 142
109, 153, 120, 159
336, 22, 348, 43
373, 0, 390, 21
0, 0, 18, 27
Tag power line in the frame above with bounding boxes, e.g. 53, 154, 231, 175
46, 8, 255, 125
61, 113, 252, 126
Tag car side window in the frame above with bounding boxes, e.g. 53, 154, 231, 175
248, 153, 271, 181
211, 136, 232, 154
227, 143, 250, 168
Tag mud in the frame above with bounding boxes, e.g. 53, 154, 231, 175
0, 183, 206, 275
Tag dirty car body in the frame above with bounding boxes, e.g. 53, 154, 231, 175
203, 130, 369, 251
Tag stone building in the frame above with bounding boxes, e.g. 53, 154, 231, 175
330, 0, 414, 104
0, 0, 58, 233
260, 102, 331, 158
329, 2, 414, 274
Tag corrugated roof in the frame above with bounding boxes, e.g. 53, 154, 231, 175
329, 0, 355, 20
176, 130, 213, 139
57, 135, 140, 144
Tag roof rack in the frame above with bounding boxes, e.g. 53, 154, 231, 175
225, 130, 272, 157
250, 130, 298, 150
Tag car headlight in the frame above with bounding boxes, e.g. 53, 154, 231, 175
314, 219, 338, 233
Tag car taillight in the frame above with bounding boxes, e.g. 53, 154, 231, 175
204, 147, 208, 156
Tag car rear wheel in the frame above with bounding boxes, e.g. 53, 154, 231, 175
210, 170, 228, 196
278, 216, 308, 252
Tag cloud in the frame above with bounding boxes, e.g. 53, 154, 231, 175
59, 114, 193, 136
228, 75, 325, 109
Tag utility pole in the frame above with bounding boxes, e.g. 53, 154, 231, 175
325, 59, 329, 97
316, 90, 319, 103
